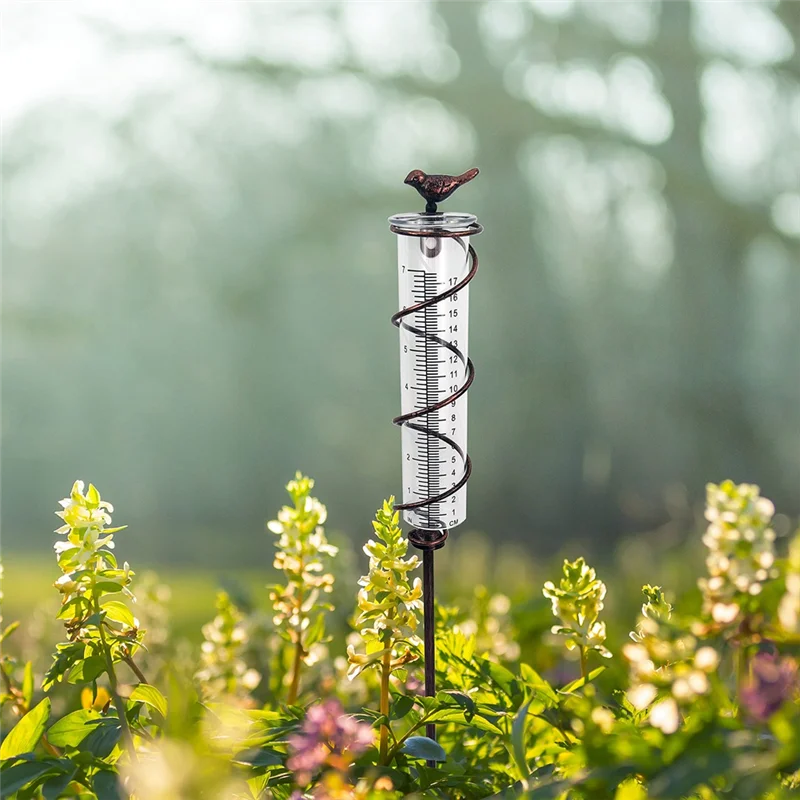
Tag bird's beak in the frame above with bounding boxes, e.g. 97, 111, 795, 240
403, 172, 414, 185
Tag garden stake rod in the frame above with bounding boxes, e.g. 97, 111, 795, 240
389, 169, 482, 758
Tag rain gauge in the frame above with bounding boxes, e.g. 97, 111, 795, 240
388, 169, 482, 746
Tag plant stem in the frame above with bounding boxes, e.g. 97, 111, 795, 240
379, 638, 392, 765
579, 647, 588, 683
386, 714, 428, 763
287, 635, 304, 706
95, 604, 138, 764
122, 655, 149, 685
286, 561, 305, 706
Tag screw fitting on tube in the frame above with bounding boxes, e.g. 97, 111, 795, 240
407, 529, 449, 552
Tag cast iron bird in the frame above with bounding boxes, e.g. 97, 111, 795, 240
404, 168, 480, 213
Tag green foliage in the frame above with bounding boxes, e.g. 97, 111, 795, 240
0, 699, 51, 759
2, 477, 800, 799
401, 735, 446, 762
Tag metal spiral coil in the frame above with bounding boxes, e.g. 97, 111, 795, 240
389, 222, 482, 551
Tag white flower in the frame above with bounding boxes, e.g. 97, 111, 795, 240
241, 669, 261, 690
672, 678, 692, 701
54, 574, 78, 594
687, 670, 709, 695
694, 646, 719, 672
649, 698, 680, 734
591, 706, 614, 733
711, 602, 740, 624
628, 683, 658, 710
623, 643, 648, 663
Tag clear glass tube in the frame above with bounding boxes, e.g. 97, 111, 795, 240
391, 214, 474, 531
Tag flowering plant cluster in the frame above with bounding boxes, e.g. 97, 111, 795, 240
196, 590, 262, 702
287, 698, 374, 786
1, 476, 800, 800
268, 473, 338, 704
45, 481, 150, 760
699, 480, 779, 625
543, 556, 611, 678
779, 531, 800, 634
347, 500, 422, 679
347, 499, 422, 763
624, 586, 719, 733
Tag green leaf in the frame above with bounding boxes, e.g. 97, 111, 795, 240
93, 769, 122, 800
511, 700, 531, 784
421, 705, 503, 734
520, 664, 559, 706
57, 596, 90, 621
468, 713, 505, 735
79, 720, 121, 759
129, 684, 168, 719
0, 621, 20, 644
101, 601, 136, 628
67, 655, 106, 684
0, 697, 51, 759
247, 773, 270, 798
42, 768, 77, 800
480, 659, 523, 704
483, 779, 528, 799
614, 779, 648, 800
21, 662, 34, 709
389, 694, 415, 721
560, 666, 606, 695
94, 581, 125, 595
82, 613, 106, 629
441, 690, 475, 720
43, 642, 85, 691
304, 613, 326, 648
47, 709, 101, 748
0, 759, 60, 799
233, 748, 283, 767
401, 736, 446, 762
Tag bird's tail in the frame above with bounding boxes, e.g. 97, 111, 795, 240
458, 168, 480, 183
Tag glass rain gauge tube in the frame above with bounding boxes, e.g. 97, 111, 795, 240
390, 213, 480, 533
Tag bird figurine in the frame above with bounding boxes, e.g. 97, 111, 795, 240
404, 168, 480, 213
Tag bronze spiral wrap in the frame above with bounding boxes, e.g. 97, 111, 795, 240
389, 222, 482, 551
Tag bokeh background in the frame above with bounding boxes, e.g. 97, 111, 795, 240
3, 1, 799, 584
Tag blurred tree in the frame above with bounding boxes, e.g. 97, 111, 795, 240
2, 1, 798, 565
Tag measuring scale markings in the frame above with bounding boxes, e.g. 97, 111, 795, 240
397, 235, 470, 530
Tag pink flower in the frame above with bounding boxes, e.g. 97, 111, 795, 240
287, 699, 374, 785
740, 652, 797, 722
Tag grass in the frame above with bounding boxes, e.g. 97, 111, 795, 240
2, 554, 274, 644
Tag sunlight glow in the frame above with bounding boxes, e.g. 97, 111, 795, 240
693, 0, 794, 67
